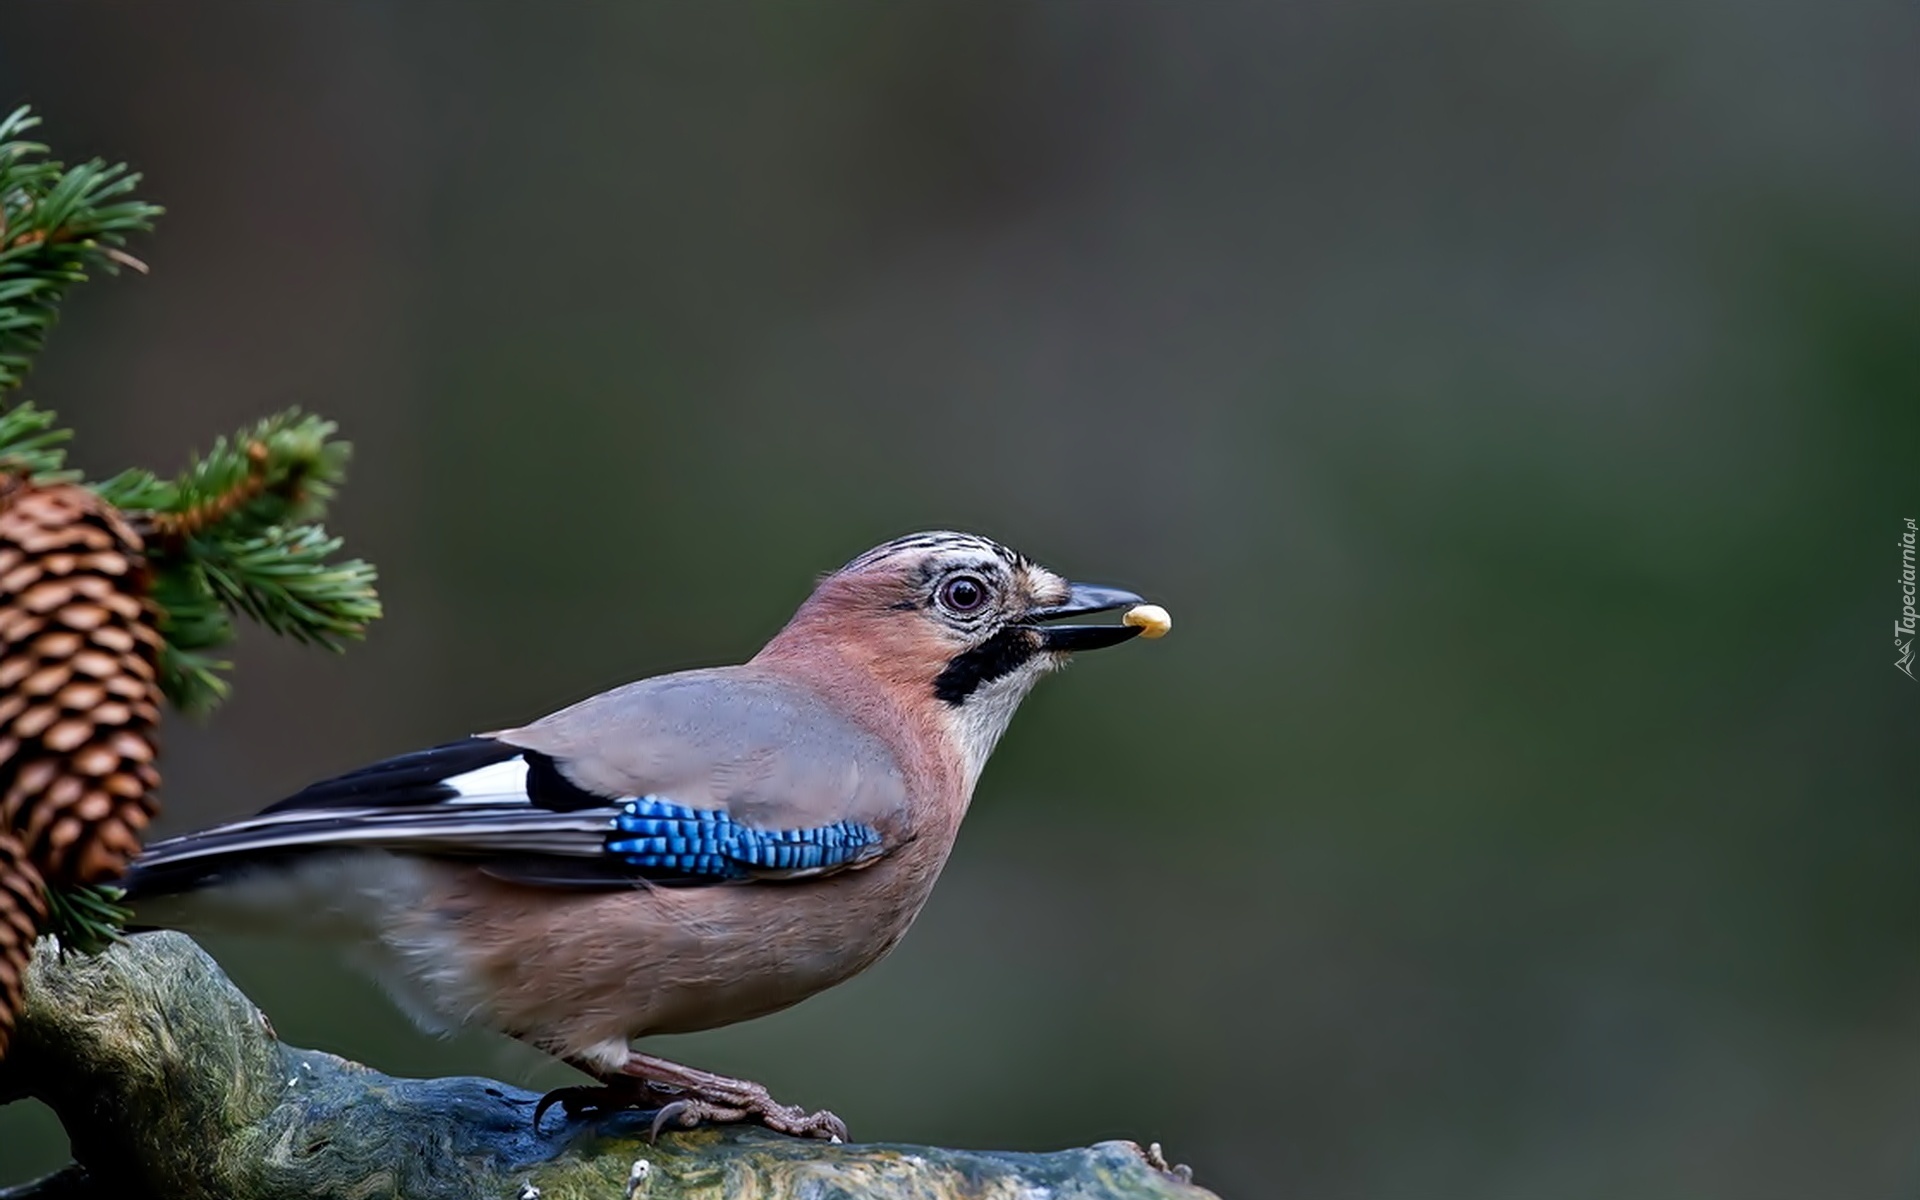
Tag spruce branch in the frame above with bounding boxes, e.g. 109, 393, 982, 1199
148, 440, 272, 540
0, 107, 384, 971
0, 106, 163, 394
94, 409, 353, 538
196, 525, 381, 648
99, 409, 383, 711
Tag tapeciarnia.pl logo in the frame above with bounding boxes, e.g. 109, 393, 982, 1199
1899, 518, 1917, 679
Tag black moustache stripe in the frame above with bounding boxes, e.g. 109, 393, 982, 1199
933, 627, 1043, 706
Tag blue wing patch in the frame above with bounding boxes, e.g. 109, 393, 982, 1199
606, 797, 883, 879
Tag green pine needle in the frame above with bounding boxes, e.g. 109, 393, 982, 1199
0, 398, 73, 477
0, 106, 163, 394
157, 641, 234, 715
89, 465, 171, 511
41, 883, 131, 958
145, 559, 235, 712
199, 525, 381, 649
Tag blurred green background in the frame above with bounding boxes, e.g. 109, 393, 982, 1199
2, 3, 1916, 1196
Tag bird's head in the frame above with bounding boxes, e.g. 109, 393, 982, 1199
756, 531, 1149, 786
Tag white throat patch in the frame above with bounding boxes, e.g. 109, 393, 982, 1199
942, 657, 1055, 792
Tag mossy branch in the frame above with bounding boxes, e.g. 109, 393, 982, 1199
0, 933, 1212, 1200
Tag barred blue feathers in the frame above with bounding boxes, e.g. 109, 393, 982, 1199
607, 797, 883, 879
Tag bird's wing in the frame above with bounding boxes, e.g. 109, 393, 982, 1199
495, 666, 912, 831
126, 667, 910, 896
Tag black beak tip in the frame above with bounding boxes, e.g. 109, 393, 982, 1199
1039, 623, 1145, 652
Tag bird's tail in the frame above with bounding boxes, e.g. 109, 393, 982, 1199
116, 842, 413, 942
116, 823, 341, 932
119, 803, 616, 914
116, 819, 456, 937
118, 824, 317, 905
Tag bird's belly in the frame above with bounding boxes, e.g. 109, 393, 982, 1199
386, 856, 936, 1068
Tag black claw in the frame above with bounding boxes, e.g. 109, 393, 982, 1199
533, 1083, 640, 1132
533, 1080, 705, 1141
532, 1085, 589, 1132
533, 1082, 568, 1128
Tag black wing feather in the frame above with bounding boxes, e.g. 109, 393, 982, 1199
261, 737, 522, 813
261, 737, 609, 814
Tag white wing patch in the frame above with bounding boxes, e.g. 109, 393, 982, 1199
441, 757, 532, 804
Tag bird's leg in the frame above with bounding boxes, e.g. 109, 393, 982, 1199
614, 1051, 849, 1142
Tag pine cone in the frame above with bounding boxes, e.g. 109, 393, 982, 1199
0, 478, 162, 886
0, 831, 47, 1056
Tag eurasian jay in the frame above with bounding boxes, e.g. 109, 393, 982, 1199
120, 531, 1157, 1140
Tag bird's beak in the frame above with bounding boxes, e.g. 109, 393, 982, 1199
1027, 582, 1148, 651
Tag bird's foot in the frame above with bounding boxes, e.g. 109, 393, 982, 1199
617, 1050, 848, 1142
646, 1091, 848, 1142
534, 1054, 848, 1142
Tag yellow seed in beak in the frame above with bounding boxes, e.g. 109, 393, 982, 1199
1122, 603, 1172, 639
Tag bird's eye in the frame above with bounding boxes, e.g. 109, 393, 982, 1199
938, 574, 989, 613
